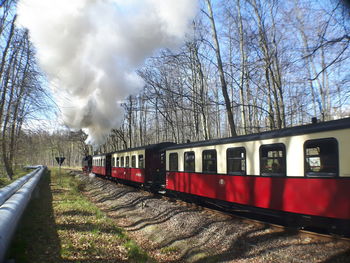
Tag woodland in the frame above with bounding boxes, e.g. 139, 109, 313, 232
0, 0, 349, 179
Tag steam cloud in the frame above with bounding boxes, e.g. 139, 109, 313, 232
17, 0, 197, 147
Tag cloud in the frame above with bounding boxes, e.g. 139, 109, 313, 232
17, 0, 197, 147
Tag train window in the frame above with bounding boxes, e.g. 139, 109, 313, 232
260, 144, 286, 176
131, 155, 136, 168
202, 150, 217, 173
169, 153, 178, 171
227, 147, 246, 175
138, 155, 144, 168
116, 157, 119, 167
304, 138, 338, 177
112, 157, 115, 167
126, 156, 130, 167
184, 151, 195, 172
121, 157, 124, 167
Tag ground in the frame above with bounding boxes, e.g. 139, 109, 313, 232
6, 169, 350, 262
78, 174, 350, 263
8, 169, 153, 263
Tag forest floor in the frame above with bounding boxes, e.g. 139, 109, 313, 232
77, 173, 350, 263
7, 168, 154, 263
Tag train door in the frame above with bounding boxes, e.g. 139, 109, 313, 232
151, 151, 167, 190
87, 156, 92, 172
145, 149, 156, 185
144, 149, 164, 190
105, 154, 112, 176
158, 151, 166, 187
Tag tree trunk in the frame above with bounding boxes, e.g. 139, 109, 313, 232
128, 96, 133, 148
206, 0, 237, 137
191, 41, 210, 140
236, 0, 247, 134
0, 15, 16, 126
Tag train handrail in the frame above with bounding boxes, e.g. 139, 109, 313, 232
0, 165, 46, 263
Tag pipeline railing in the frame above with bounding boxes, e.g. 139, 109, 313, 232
0, 166, 46, 263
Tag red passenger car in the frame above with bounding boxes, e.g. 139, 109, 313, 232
86, 118, 350, 234
93, 142, 174, 190
165, 118, 350, 232
92, 153, 111, 176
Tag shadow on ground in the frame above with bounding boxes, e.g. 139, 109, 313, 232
8, 170, 62, 263
81, 175, 350, 263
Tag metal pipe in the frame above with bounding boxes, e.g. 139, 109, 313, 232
0, 168, 40, 207
0, 166, 46, 263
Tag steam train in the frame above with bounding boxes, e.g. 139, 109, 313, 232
82, 117, 350, 234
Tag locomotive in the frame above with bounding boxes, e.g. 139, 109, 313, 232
83, 117, 350, 234
82, 155, 92, 173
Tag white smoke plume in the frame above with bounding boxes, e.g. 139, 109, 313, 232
17, 0, 198, 147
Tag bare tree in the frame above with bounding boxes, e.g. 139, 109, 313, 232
205, 0, 237, 136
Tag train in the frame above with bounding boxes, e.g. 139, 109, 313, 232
82, 117, 350, 234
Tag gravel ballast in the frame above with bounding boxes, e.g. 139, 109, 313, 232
77, 174, 350, 263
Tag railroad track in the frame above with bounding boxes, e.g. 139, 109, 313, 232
77, 171, 350, 242
137, 185, 350, 242
75, 172, 350, 263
